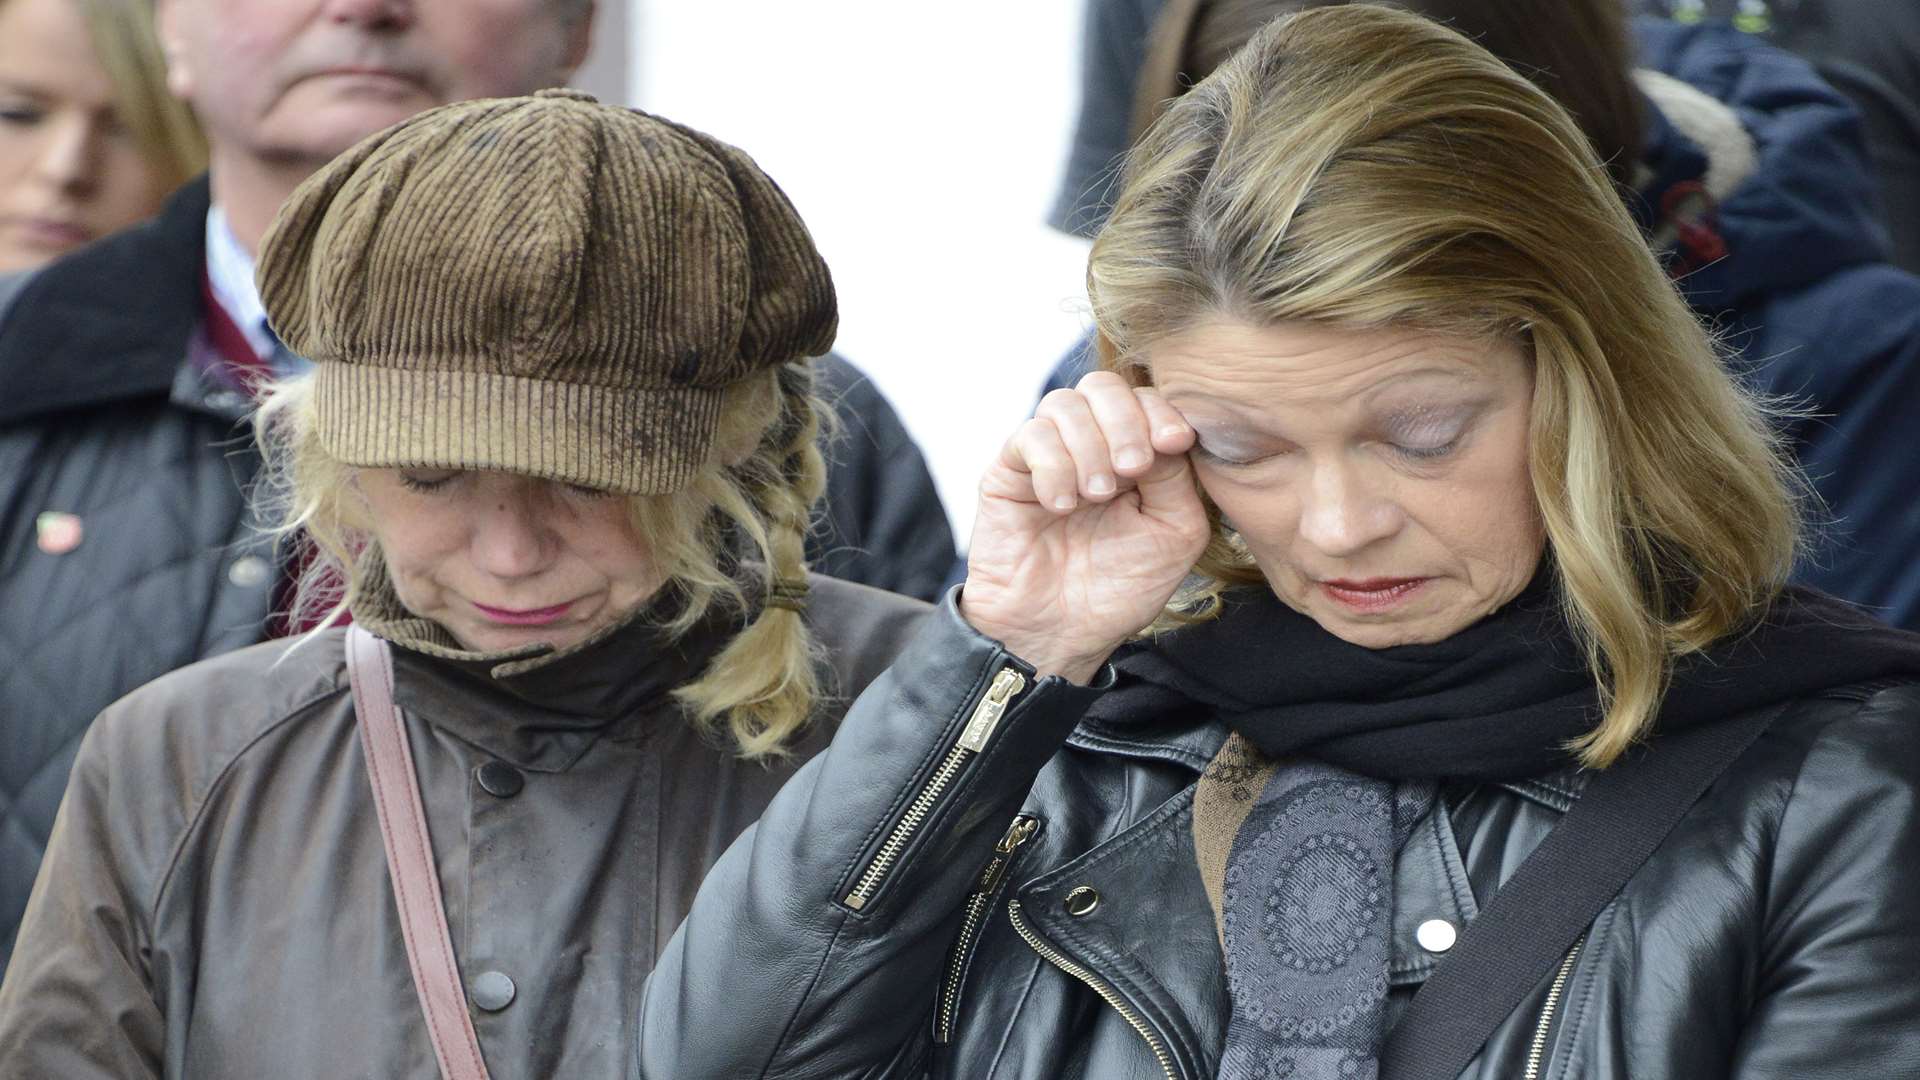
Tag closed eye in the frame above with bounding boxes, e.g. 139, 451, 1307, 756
1191, 442, 1263, 467
398, 471, 458, 493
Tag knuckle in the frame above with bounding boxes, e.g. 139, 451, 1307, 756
1037, 388, 1084, 415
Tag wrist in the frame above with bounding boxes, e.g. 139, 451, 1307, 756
957, 606, 1111, 688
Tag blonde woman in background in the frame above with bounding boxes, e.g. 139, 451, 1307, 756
637, 7, 1920, 1078
0, 0, 203, 270
0, 90, 926, 1078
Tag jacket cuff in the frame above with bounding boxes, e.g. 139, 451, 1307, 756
816, 586, 1107, 918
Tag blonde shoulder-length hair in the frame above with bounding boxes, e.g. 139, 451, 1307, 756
255, 361, 829, 760
1090, 4, 1803, 767
69, 0, 206, 187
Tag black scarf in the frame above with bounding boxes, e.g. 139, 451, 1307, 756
1088, 577, 1920, 782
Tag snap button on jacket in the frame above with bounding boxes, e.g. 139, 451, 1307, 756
0, 575, 928, 1078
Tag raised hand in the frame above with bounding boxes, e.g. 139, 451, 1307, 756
961, 371, 1211, 684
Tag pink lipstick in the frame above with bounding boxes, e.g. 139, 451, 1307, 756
472, 601, 572, 626
1320, 577, 1429, 613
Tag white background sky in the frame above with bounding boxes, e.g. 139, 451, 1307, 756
626, 2, 1096, 546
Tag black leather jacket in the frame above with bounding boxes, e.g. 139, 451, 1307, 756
639, 595, 1920, 1079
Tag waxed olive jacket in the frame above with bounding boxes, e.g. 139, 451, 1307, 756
0, 575, 928, 1078
638, 595, 1920, 1079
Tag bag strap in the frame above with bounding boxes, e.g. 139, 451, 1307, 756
346, 625, 493, 1080
1380, 700, 1789, 1079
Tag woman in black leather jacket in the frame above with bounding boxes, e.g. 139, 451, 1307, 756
639, 8, 1920, 1078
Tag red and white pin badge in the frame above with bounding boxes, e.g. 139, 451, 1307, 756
36, 511, 83, 555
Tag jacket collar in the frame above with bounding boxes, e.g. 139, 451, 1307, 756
0, 176, 210, 427
1068, 711, 1584, 813
354, 553, 735, 771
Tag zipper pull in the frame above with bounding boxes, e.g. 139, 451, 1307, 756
975, 814, 1040, 894
958, 668, 1027, 752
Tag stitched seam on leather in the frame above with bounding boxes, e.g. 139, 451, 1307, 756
1754, 694, 1854, 955
832, 648, 1003, 913
759, 912, 854, 1078
147, 679, 351, 938
1392, 810, 1452, 980
1065, 723, 1213, 771
945, 820, 1045, 1046
1027, 794, 1205, 1068
1032, 786, 1197, 879
1434, 804, 1477, 918
1046, 897, 1202, 1070
979, 949, 1047, 1078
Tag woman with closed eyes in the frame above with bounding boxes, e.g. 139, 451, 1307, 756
0, 90, 928, 1078
637, 7, 1920, 1079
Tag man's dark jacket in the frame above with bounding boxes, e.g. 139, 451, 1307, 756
0, 178, 954, 974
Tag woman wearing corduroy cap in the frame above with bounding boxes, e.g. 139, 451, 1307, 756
0, 88, 927, 1078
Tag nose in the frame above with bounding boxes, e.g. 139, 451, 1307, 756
468, 485, 557, 581
1296, 457, 1404, 558
321, 0, 415, 31
33, 115, 99, 198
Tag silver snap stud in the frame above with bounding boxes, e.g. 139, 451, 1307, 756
1063, 886, 1100, 917
1416, 918, 1457, 954
471, 970, 516, 1011
227, 555, 270, 588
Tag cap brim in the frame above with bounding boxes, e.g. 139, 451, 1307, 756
312, 364, 722, 495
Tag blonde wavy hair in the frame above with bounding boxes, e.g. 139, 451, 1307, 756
1090, 4, 1803, 767
255, 360, 828, 760
69, 0, 206, 187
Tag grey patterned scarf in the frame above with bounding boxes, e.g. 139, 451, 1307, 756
1215, 752, 1435, 1079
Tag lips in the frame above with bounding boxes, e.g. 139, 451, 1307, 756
1319, 577, 1430, 613
3, 216, 93, 252
472, 601, 573, 627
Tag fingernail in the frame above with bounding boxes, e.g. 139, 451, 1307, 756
1053, 494, 1077, 511
1158, 424, 1189, 439
1088, 474, 1115, 496
1114, 449, 1149, 470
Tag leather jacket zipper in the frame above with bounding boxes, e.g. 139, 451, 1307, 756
843, 667, 1027, 911
934, 813, 1040, 1044
1523, 937, 1585, 1080
1008, 898, 1180, 1080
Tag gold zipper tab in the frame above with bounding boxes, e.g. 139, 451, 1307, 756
977, 815, 1040, 894
1009, 899, 1178, 1080
935, 813, 1041, 1044
842, 665, 1028, 911
958, 669, 1027, 752
1523, 937, 1585, 1080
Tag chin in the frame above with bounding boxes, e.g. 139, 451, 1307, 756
271, 98, 436, 160
1318, 614, 1457, 649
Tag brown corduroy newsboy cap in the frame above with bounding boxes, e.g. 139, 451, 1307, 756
257, 88, 837, 494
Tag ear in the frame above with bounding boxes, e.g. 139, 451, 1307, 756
558, 1, 597, 82
153, 0, 196, 101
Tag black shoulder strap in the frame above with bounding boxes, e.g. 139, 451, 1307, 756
1380, 701, 1789, 1079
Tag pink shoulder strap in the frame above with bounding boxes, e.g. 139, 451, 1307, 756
346, 625, 493, 1080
